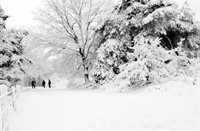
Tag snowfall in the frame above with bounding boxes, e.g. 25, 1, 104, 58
8, 80, 199, 130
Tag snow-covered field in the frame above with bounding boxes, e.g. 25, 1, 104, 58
9, 81, 199, 130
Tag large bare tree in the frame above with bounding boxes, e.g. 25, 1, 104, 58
36, 0, 113, 83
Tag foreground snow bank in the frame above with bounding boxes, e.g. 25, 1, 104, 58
9, 80, 199, 130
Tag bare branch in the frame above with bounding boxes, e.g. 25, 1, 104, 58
35, 0, 111, 82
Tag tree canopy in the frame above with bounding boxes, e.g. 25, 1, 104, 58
35, 0, 114, 83
0, 5, 30, 85
91, 0, 200, 87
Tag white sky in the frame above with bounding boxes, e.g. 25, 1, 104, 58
0, 0, 44, 29
0, 0, 200, 29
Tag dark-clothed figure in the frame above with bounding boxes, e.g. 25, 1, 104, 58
48, 80, 51, 88
31, 81, 36, 89
42, 80, 46, 88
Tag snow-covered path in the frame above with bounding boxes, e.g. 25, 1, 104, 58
9, 85, 199, 130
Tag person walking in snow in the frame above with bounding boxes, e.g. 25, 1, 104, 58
48, 79, 51, 88
42, 80, 46, 88
31, 80, 36, 89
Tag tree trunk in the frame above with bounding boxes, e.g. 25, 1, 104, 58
80, 48, 90, 83
84, 67, 89, 83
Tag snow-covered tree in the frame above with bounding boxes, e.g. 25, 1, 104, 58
91, 0, 200, 87
0, 5, 30, 85
36, 0, 114, 83
98, 0, 199, 50
0, 5, 9, 85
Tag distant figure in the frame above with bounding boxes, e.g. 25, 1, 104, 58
31, 81, 36, 89
48, 80, 51, 88
42, 80, 46, 88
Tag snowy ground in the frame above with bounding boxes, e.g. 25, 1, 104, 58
9, 81, 199, 130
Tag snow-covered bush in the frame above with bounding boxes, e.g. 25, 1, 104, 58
90, 39, 128, 83
93, 34, 198, 91
114, 36, 196, 88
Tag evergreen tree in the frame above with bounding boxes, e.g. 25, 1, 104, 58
97, 0, 200, 50
91, 0, 200, 86
0, 5, 30, 85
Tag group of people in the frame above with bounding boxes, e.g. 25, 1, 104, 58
31, 80, 51, 89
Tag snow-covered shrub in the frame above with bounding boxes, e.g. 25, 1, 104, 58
90, 39, 128, 83
96, 35, 197, 90
171, 57, 200, 85
113, 37, 171, 88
